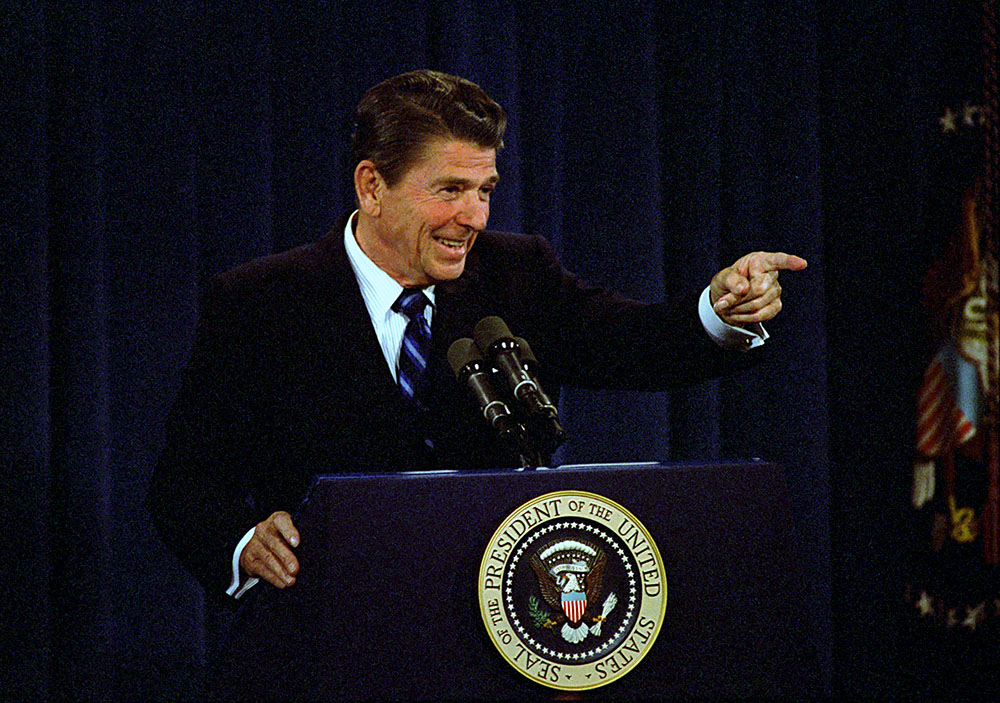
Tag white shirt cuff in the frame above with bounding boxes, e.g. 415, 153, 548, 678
698, 286, 768, 350
226, 526, 259, 599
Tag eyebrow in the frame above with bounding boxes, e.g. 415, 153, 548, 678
432, 173, 500, 188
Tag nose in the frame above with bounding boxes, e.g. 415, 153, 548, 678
455, 191, 489, 231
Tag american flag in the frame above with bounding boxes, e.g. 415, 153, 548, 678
916, 344, 979, 457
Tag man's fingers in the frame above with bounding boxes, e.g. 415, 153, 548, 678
244, 538, 298, 586
727, 283, 781, 315
747, 270, 777, 297
257, 515, 300, 576
258, 529, 300, 576
245, 545, 296, 588
715, 270, 774, 313
240, 510, 302, 588
271, 511, 300, 548
721, 297, 782, 324
723, 270, 749, 295
260, 511, 300, 568
747, 252, 807, 276
263, 549, 297, 585
256, 548, 294, 587
711, 269, 749, 311
713, 294, 735, 312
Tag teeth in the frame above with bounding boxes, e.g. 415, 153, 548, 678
438, 238, 464, 248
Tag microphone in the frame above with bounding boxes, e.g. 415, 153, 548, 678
447, 338, 532, 457
473, 317, 552, 422
514, 337, 557, 414
515, 337, 566, 447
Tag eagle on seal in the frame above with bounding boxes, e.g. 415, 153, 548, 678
529, 538, 612, 643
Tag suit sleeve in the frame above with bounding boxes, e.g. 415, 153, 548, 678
517, 235, 766, 391
146, 274, 268, 599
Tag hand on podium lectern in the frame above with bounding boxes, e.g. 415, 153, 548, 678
239, 510, 301, 589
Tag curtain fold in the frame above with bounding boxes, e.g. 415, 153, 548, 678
2, 4, 53, 697
41, 3, 115, 698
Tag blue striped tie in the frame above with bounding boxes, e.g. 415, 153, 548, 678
393, 288, 432, 411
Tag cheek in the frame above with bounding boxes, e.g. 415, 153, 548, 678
422, 201, 460, 229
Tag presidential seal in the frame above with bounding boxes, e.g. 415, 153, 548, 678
478, 491, 666, 691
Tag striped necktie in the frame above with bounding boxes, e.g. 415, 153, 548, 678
393, 288, 432, 411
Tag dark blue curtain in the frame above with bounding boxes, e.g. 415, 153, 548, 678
0, 0, 984, 699
821, 0, 988, 695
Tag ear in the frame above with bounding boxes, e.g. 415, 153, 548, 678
354, 160, 385, 217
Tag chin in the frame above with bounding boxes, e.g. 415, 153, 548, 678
428, 262, 467, 283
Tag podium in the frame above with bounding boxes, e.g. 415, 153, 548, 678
212, 462, 820, 700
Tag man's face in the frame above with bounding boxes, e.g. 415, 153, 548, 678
367, 139, 498, 287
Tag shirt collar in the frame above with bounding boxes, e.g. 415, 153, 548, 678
343, 210, 435, 317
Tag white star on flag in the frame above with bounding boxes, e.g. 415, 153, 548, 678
916, 591, 934, 616
962, 602, 986, 631
938, 107, 957, 133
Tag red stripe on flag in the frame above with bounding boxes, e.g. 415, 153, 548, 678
957, 419, 976, 443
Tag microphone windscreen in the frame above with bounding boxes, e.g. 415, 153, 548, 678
447, 338, 482, 379
473, 316, 514, 355
514, 337, 536, 365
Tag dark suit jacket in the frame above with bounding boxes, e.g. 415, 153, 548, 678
147, 214, 761, 595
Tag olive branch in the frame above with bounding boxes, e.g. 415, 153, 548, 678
528, 596, 557, 630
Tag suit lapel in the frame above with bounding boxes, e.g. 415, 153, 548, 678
305, 225, 425, 468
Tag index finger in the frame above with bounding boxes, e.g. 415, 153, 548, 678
749, 252, 807, 275
272, 511, 300, 548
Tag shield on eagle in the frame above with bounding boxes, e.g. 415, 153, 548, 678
561, 591, 587, 623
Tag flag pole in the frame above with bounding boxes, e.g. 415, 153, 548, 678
980, 0, 999, 565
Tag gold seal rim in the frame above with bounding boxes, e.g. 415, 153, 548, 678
477, 490, 667, 692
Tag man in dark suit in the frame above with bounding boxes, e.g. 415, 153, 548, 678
147, 70, 806, 603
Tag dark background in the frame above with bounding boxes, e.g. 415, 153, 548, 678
1, 0, 987, 699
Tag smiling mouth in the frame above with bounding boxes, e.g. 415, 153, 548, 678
433, 235, 470, 251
